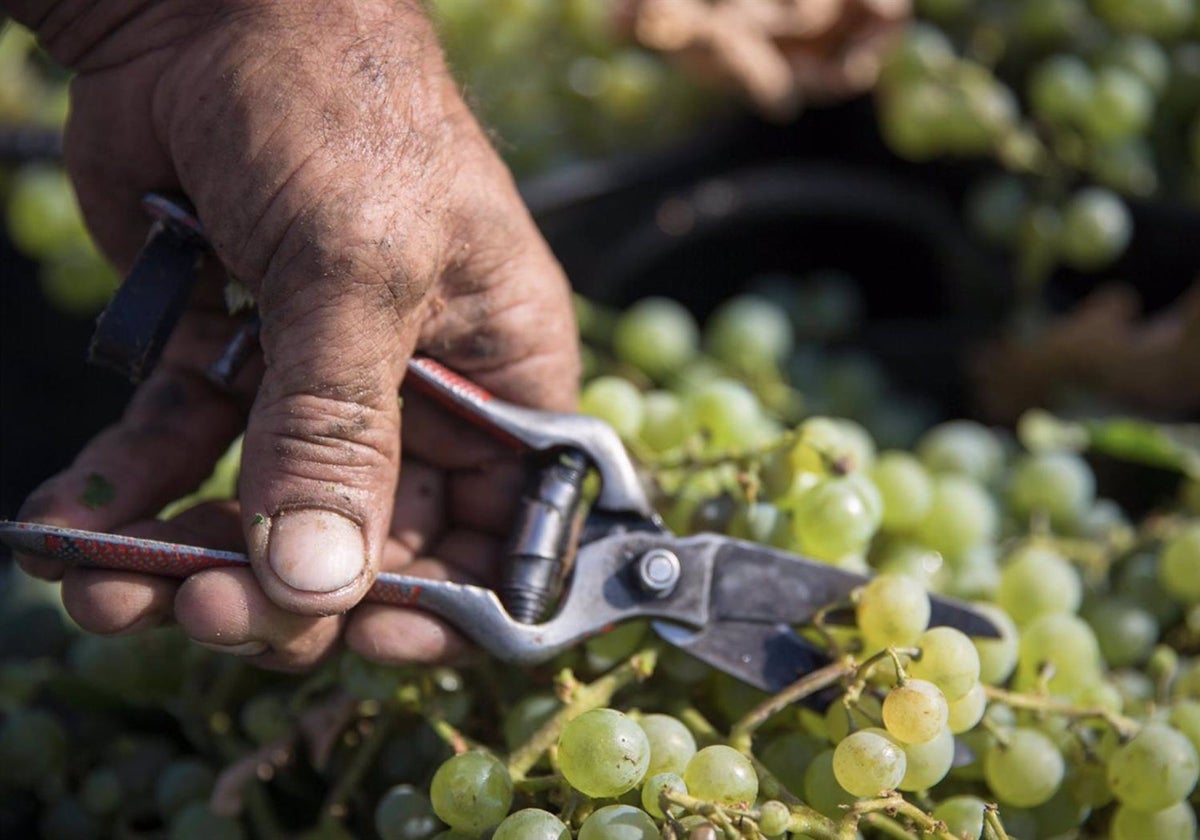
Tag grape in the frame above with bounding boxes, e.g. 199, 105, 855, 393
705, 294, 794, 369
898, 726, 954, 791
879, 78, 953, 161
909, 627, 980, 702
169, 802, 245, 840
1168, 700, 1200, 755
965, 174, 1027, 247
757, 799, 790, 836
1028, 55, 1093, 125
557, 708, 650, 797
239, 693, 289, 745
787, 474, 883, 561
155, 759, 215, 820
580, 376, 645, 439
1015, 613, 1104, 698
375, 785, 442, 840
1057, 187, 1134, 271
638, 713, 696, 776
1091, 0, 1195, 38
5, 166, 88, 259
577, 804, 658, 840
881, 23, 955, 83
640, 771, 685, 818
491, 809, 569, 840
832, 728, 907, 797
883, 679, 948, 744
760, 732, 825, 793
1081, 67, 1154, 147
688, 379, 764, 451
502, 694, 562, 752
728, 501, 781, 544
870, 451, 934, 531
931, 795, 986, 839
873, 540, 944, 589
1107, 723, 1199, 811
1159, 524, 1200, 604
913, 475, 998, 558
984, 728, 1064, 807
915, 421, 1003, 483
1007, 451, 1097, 527
996, 544, 1081, 625
1103, 35, 1170, 94
428, 752, 513, 835
1084, 598, 1158, 667
804, 750, 856, 819
80, 768, 121, 816
639, 390, 690, 452
856, 574, 931, 649
613, 297, 699, 379
585, 619, 649, 672
788, 416, 870, 477
682, 745, 758, 807
947, 683, 987, 734
0, 708, 67, 786
1111, 801, 1198, 840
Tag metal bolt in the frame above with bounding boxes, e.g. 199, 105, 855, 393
635, 549, 681, 597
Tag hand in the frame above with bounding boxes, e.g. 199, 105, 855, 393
8, 0, 579, 669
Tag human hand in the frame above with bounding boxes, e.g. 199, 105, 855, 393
7, 0, 579, 669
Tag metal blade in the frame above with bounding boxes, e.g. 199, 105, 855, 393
652, 619, 841, 705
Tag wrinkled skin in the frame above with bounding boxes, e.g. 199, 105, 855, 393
7, 0, 580, 669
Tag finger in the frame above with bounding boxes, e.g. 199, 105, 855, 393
383, 460, 446, 570
15, 362, 244, 581
56, 502, 244, 636
175, 566, 343, 671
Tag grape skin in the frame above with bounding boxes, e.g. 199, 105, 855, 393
578, 804, 659, 840
984, 728, 1065, 808
1106, 723, 1200, 811
882, 679, 949, 744
682, 745, 758, 808
832, 728, 907, 798
557, 709, 651, 798
428, 752, 513, 835
491, 808, 569, 840
637, 713, 696, 776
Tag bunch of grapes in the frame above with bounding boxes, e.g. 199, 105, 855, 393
880, 0, 1200, 287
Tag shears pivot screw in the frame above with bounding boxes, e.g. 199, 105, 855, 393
635, 549, 681, 597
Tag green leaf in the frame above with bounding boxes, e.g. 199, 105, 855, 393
80, 472, 115, 509
1083, 418, 1200, 478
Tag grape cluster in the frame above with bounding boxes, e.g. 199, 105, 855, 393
882, 0, 1200, 283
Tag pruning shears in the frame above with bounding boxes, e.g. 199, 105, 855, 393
0, 194, 1000, 695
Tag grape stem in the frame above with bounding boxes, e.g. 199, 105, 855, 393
983, 804, 1012, 840
981, 684, 1140, 740
321, 711, 394, 819
840, 793, 961, 840
664, 790, 832, 840
729, 659, 856, 750
506, 644, 660, 779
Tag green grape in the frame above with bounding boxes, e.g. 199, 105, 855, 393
882, 679, 948, 744
1092, 0, 1195, 38
1029, 784, 1090, 837
1007, 450, 1097, 527
5, 165, 89, 259
931, 795, 986, 839
1016, 0, 1087, 42
375, 785, 442, 840
577, 804, 659, 840
788, 474, 883, 562
1159, 524, 1200, 603
585, 619, 649, 672
1103, 35, 1170, 94
1028, 54, 1093, 125
965, 173, 1028, 247
1015, 613, 1104, 698
491, 808, 569, 840
1168, 700, 1200, 755
0, 708, 67, 786
558, 708, 650, 797
996, 544, 1081, 625
728, 501, 781, 544
682, 745, 758, 807
757, 799, 791, 836
688, 378, 764, 451
913, 475, 997, 558
788, 416, 868, 477
856, 573, 931, 649
873, 540, 944, 590
1059, 186, 1134, 271
80, 767, 122, 816
832, 728, 907, 797
984, 728, 1064, 807
1081, 67, 1154, 146
503, 694, 562, 752
428, 751, 513, 835
825, 693, 884, 744
39, 242, 120, 317
155, 759, 215, 819
881, 23, 955, 84
169, 802, 245, 840
760, 732, 825, 793
870, 451, 934, 532
600, 49, 665, 122
638, 390, 690, 452
947, 682, 987, 734
1111, 801, 1197, 840
580, 376, 644, 439
879, 78, 953, 161
638, 713, 696, 776
1120, 552, 1183, 626
1107, 723, 1199, 811
239, 693, 289, 745
613, 297, 699, 379
705, 294, 794, 369
909, 626, 980, 702
1084, 598, 1158, 667
898, 726, 954, 791
640, 771, 685, 819
915, 420, 1003, 483
804, 750, 856, 819
940, 544, 1000, 601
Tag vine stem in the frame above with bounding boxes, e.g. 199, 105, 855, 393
982, 684, 1140, 739
507, 645, 660, 779
322, 711, 394, 819
665, 791, 835, 840
840, 794, 960, 840
983, 805, 1012, 840
729, 660, 856, 750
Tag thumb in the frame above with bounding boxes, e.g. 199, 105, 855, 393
239, 274, 412, 616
